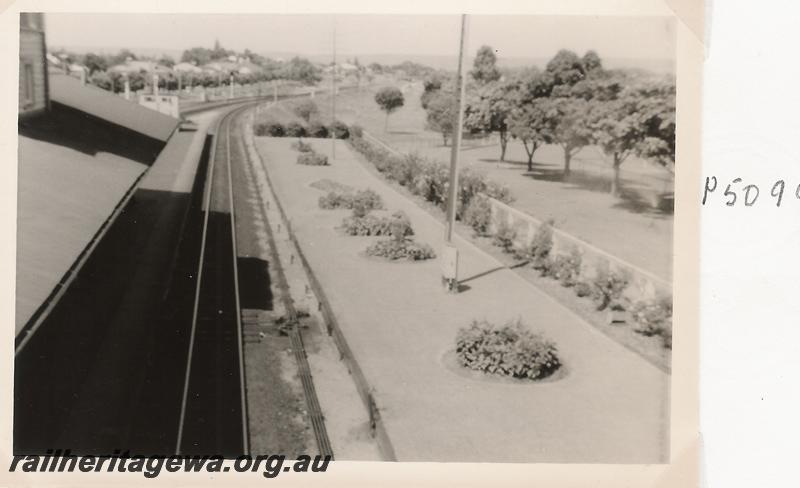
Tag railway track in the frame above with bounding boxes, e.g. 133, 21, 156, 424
175, 99, 334, 457
176, 104, 251, 456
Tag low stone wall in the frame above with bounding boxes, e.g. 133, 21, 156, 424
486, 196, 671, 301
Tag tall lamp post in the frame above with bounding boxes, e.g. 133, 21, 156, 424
442, 14, 469, 293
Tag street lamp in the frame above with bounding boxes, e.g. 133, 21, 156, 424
442, 14, 469, 293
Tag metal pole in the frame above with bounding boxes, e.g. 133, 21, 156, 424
441, 14, 469, 292
331, 17, 337, 160
445, 14, 468, 244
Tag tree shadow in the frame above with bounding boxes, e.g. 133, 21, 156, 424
487, 157, 675, 218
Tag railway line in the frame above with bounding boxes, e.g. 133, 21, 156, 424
175, 99, 333, 457
176, 104, 250, 456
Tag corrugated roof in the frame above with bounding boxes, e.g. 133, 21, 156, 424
49, 74, 180, 142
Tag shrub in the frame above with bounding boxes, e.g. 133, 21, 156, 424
525, 220, 555, 274
455, 318, 561, 380
463, 196, 493, 236
548, 248, 583, 287
591, 265, 630, 311
341, 211, 413, 237
346, 135, 513, 219
285, 122, 307, 137
574, 281, 593, 298
297, 152, 329, 166
630, 295, 673, 337
365, 238, 435, 261
255, 120, 285, 137
329, 120, 350, 139
308, 122, 329, 138
350, 124, 364, 138
292, 99, 319, 122
492, 221, 517, 254
317, 189, 384, 211
291, 139, 313, 153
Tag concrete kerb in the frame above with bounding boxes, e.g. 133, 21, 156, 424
243, 113, 398, 461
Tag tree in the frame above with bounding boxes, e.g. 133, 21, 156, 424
420, 72, 449, 109
82, 53, 107, 75
545, 49, 586, 87
425, 91, 457, 146
589, 80, 675, 195
508, 98, 552, 171
544, 97, 592, 176
109, 49, 137, 66
158, 54, 175, 68
293, 99, 319, 123
89, 70, 112, 91
587, 93, 642, 196
281, 57, 322, 85
633, 82, 676, 171
582, 50, 603, 73
374, 86, 405, 132
471, 45, 501, 85
465, 79, 518, 160
181, 47, 213, 66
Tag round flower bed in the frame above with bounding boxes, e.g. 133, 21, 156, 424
456, 319, 561, 380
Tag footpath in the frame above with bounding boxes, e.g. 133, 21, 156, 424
252, 135, 670, 463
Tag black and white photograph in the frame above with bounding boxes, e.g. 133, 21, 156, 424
9, 5, 694, 478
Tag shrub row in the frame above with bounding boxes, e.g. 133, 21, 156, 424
456, 319, 561, 380
348, 135, 513, 219
318, 189, 384, 211
486, 218, 673, 348
255, 120, 350, 139
341, 211, 414, 237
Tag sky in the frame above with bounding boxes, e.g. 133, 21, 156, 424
45, 13, 675, 65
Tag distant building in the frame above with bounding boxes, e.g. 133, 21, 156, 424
19, 13, 48, 117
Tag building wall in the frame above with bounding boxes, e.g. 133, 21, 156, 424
19, 13, 48, 117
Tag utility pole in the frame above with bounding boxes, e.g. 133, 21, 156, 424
442, 14, 469, 293
331, 17, 337, 160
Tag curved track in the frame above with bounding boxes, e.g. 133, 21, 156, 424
176, 104, 252, 456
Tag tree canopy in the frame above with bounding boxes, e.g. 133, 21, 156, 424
471, 45, 501, 85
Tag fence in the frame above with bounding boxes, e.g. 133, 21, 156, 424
485, 196, 672, 301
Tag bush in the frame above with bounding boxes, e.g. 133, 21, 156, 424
350, 124, 364, 138
254, 120, 285, 137
630, 295, 673, 338
297, 152, 329, 166
574, 281, 593, 298
307, 122, 329, 138
329, 120, 350, 139
317, 189, 384, 211
292, 99, 319, 122
549, 248, 583, 287
291, 139, 313, 153
492, 221, 517, 254
525, 220, 555, 274
347, 134, 513, 219
285, 122, 307, 137
341, 211, 413, 237
455, 319, 561, 380
591, 265, 629, 311
365, 238, 435, 261
463, 196, 493, 236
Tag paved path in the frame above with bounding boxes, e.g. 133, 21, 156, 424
254, 136, 670, 463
